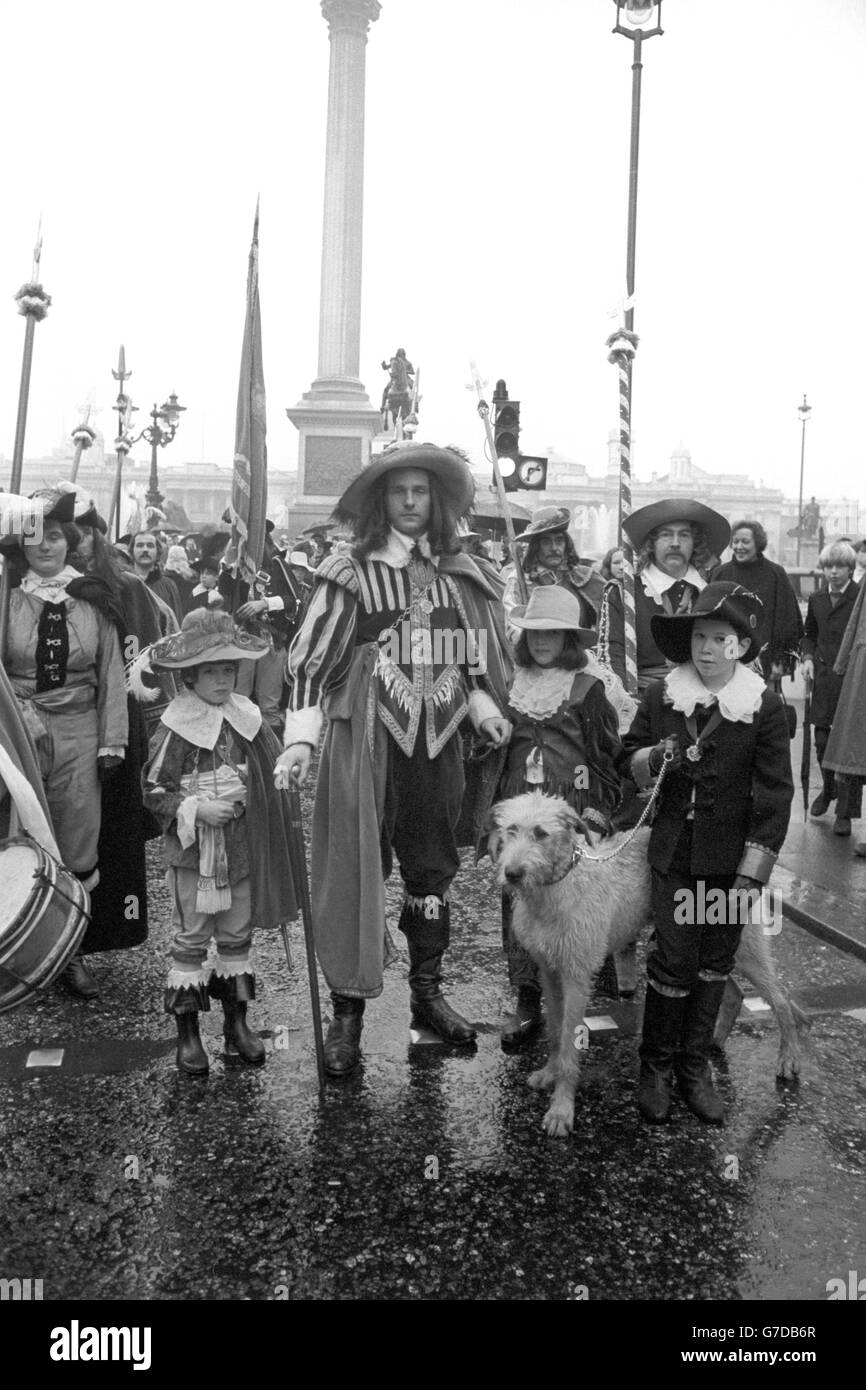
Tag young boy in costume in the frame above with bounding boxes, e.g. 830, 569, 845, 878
620, 582, 794, 1125
141, 608, 297, 1075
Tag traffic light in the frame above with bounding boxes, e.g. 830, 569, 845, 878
514, 455, 548, 491
491, 381, 549, 490
493, 380, 521, 491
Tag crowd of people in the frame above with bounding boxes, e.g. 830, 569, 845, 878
2, 452, 864, 1128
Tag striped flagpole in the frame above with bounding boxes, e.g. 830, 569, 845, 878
606, 327, 640, 696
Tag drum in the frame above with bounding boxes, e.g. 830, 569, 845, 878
0, 836, 91, 1013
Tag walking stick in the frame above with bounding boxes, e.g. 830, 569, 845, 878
284, 782, 326, 1094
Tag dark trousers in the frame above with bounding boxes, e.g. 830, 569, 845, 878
380, 732, 465, 900
815, 726, 863, 816
648, 827, 743, 994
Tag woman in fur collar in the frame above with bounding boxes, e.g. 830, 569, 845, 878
620, 582, 794, 1125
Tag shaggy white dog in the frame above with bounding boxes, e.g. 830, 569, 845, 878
487, 792, 806, 1138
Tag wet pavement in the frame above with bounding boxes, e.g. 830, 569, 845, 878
2, 817, 865, 1304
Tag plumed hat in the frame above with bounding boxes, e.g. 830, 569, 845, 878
145, 608, 268, 674
650, 581, 763, 665
515, 505, 571, 543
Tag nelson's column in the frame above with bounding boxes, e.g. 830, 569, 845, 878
287, 0, 382, 530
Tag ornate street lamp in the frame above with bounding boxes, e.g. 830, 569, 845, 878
606, 0, 664, 696
612, 0, 664, 336
141, 395, 187, 510
796, 393, 811, 566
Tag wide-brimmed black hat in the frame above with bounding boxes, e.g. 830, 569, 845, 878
333, 442, 475, 524
651, 581, 764, 665
623, 498, 730, 558
189, 555, 221, 574
515, 505, 571, 544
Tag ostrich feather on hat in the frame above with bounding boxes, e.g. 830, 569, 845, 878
126, 607, 269, 701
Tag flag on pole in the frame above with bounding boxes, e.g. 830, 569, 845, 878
226, 201, 268, 588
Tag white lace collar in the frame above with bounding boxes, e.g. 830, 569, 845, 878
161, 689, 262, 749
20, 564, 81, 603
366, 528, 438, 569
641, 562, 706, 599
509, 665, 577, 719
664, 661, 765, 723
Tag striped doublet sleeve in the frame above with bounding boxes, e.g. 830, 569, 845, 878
288, 561, 359, 713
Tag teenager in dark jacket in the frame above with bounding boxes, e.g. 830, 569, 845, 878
802, 541, 862, 834
620, 582, 794, 1126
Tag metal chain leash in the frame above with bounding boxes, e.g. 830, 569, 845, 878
573, 746, 673, 865
541, 744, 675, 881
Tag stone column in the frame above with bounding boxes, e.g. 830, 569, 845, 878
313, 0, 381, 396
286, 0, 383, 531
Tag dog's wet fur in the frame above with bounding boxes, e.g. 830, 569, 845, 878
487, 792, 806, 1138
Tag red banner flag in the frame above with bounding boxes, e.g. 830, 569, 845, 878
226, 201, 268, 589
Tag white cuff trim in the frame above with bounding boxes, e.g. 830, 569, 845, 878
283, 705, 323, 749
467, 689, 501, 731
266, 595, 284, 613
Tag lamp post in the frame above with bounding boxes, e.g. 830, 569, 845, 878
795, 393, 811, 566
608, 0, 664, 696
613, 0, 663, 338
140, 393, 186, 510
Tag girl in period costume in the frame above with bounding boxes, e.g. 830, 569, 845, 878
497, 586, 623, 1048
2, 489, 129, 998
621, 582, 794, 1125
140, 609, 298, 1076
60, 496, 175, 992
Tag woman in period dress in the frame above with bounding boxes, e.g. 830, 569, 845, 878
2, 489, 128, 997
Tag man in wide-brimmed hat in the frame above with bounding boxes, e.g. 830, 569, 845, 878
502, 505, 601, 642
274, 442, 514, 1076
603, 498, 731, 692
620, 582, 793, 1126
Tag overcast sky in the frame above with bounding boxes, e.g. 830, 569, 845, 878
1, 0, 865, 506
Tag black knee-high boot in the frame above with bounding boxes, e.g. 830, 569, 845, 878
637, 985, 688, 1123
400, 898, 476, 1044
209, 973, 265, 1065
675, 979, 728, 1124
165, 982, 210, 1076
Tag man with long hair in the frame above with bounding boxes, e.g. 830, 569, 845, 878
274, 443, 513, 1077
502, 506, 601, 643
